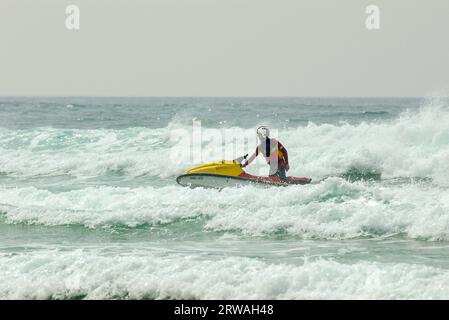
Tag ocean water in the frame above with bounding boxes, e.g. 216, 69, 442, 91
1, 96, 449, 299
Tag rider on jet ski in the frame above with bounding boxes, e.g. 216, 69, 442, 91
241, 126, 290, 180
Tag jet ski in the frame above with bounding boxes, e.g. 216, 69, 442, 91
176, 156, 312, 189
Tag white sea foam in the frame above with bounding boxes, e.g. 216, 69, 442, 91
1, 178, 449, 240
1, 249, 449, 299
1, 101, 449, 182
2, 98, 449, 300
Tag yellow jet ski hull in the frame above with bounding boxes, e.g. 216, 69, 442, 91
183, 160, 244, 176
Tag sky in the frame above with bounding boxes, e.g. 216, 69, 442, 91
1, 0, 449, 97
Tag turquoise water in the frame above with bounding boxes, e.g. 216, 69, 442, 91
1, 97, 449, 299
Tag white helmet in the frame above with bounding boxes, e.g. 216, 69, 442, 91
256, 126, 270, 140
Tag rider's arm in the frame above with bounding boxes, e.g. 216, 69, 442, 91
242, 147, 259, 167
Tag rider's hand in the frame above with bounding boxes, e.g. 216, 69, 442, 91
285, 163, 290, 171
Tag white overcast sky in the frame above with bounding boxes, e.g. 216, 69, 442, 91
1, 0, 448, 97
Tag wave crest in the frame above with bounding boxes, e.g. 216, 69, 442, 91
1, 101, 449, 183
1, 177, 449, 241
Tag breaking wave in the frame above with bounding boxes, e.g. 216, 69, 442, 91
0, 99, 448, 184
1, 177, 449, 241
1, 250, 449, 299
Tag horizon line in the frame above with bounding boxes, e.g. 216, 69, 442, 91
0, 95, 437, 99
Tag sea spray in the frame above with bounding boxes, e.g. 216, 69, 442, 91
2, 96, 449, 300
